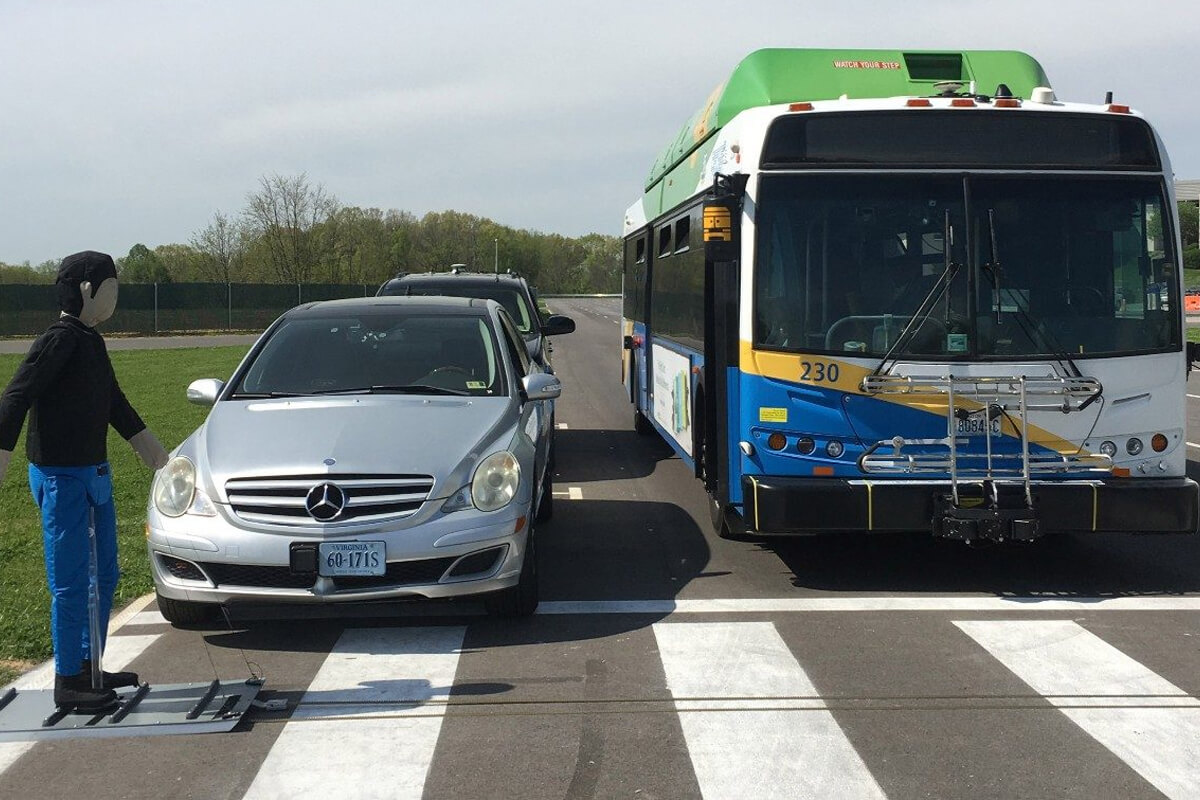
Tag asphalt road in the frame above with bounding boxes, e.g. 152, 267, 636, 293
3, 297, 1200, 799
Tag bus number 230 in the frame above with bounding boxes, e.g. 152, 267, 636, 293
800, 361, 839, 383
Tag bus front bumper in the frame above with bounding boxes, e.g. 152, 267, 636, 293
740, 476, 1199, 538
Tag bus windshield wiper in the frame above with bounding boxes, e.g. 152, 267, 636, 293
871, 209, 960, 376
981, 209, 1095, 408
311, 384, 470, 396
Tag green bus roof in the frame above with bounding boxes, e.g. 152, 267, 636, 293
646, 48, 1051, 190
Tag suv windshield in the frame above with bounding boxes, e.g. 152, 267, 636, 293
383, 282, 538, 335
232, 311, 504, 397
754, 174, 1179, 359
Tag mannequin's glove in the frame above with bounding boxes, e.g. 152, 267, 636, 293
0, 448, 11, 485
129, 429, 169, 470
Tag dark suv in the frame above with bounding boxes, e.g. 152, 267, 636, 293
377, 269, 575, 371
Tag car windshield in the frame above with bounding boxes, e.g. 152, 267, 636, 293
232, 311, 504, 397
384, 282, 537, 335
754, 174, 1179, 359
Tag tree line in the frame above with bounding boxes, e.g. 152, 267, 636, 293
0, 173, 622, 294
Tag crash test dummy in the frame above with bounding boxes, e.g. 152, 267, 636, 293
0, 251, 169, 711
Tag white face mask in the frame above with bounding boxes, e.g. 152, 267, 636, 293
77, 277, 119, 327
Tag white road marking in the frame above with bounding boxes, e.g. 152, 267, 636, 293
655, 621, 885, 800
0, 633, 160, 772
957, 620, 1200, 800
569, 486, 582, 500
536, 596, 1200, 614
243, 626, 465, 800
122, 609, 167, 626
556, 422, 569, 429
1187, 394, 1200, 400
1187, 442, 1200, 450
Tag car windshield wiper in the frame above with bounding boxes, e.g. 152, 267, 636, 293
228, 391, 311, 398
311, 384, 471, 396
872, 209, 961, 376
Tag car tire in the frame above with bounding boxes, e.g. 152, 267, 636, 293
536, 463, 554, 523
157, 593, 216, 626
486, 525, 539, 617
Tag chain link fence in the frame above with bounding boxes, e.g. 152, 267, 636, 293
0, 282, 374, 337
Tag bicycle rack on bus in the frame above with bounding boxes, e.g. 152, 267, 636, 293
857, 374, 1109, 542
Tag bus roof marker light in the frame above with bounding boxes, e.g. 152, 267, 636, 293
1030, 87, 1056, 104
788, 102, 814, 112
994, 98, 1022, 108
950, 98, 976, 107
905, 98, 932, 108
1107, 103, 1131, 114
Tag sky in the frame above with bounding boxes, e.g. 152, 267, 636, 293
2, 0, 1198, 266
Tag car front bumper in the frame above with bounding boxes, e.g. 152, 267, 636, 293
148, 506, 530, 605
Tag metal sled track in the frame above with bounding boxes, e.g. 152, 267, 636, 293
0, 679, 263, 742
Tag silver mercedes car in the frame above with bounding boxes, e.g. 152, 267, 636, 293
146, 296, 560, 623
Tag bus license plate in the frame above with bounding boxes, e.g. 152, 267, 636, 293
956, 417, 1001, 437
318, 541, 386, 576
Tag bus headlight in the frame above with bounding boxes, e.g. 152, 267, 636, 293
826, 440, 845, 458
153, 457, 196, 518
471, 451, 521, 512
1099, 441, 1117, 458
1126, 438, 1144, 456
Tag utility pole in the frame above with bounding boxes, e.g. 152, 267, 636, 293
494, 238, 499, 273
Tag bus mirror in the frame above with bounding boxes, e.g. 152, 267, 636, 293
704, 173, 747, 263
704, 199, 738, 262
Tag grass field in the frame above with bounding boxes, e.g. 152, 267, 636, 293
0, 344, 249, 684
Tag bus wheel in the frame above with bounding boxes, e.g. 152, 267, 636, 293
634, 408, 655, 436
708, 493, 743, 540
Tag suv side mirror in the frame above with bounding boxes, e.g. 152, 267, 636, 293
186, 378, 225, 407
542, 315, 576, 336
522, 372, 562, 401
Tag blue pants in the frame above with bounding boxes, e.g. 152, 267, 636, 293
29, 463, 118, 677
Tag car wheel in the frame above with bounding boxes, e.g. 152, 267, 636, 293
156, 592, 216, 626
536, 462, 554, 523
486, 524, 539, 617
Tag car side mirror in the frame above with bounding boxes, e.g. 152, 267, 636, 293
522, 372, 562, 401
542, 315, 576, 336
186, 378, 225, 407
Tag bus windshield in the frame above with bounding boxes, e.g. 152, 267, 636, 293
754, 174, 1179, 360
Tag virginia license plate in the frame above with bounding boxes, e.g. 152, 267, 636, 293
318, 541, 386, 576
955, 417, 1001, 437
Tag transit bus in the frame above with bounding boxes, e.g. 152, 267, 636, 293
621, 48, 1198, 542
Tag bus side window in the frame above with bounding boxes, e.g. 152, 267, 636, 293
658, 226, 672, 258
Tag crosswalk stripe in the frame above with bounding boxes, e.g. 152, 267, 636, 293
538, 596, 1200, 614
956, 620, 1200, 800
0, 633, 160, 774
122, 610, 167, 627
654, 621, 886, 799
243, 626, 466, 800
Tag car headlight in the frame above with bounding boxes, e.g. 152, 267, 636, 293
154, 457, 196, 518
471, 451, 521, 512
